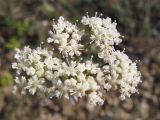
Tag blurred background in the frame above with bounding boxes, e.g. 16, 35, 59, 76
0, 0, 160, 120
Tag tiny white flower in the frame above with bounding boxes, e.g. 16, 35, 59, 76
36, 69, 44, 77
104, 83, 111, 91
26, 67, 36, 76
12, 63, 18, 69
45, 71, 53, 80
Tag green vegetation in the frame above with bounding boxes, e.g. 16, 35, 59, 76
0, 72, 13, 87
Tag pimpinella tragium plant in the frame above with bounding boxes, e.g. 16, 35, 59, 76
12, 13, 141, 106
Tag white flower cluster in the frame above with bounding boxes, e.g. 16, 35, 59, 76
12, 13, 141, 106
81, 14, 141, 100
81, 13, 122, 46
47, 16, 83, 57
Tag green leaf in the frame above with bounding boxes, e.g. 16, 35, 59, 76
6, 37, 20, 49
17, 20, 30, 36
0, 72, 13, 87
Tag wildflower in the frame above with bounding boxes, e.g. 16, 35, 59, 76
47, 16, 84, 57
12, 13, 141, 106
81, 14, 122, 46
